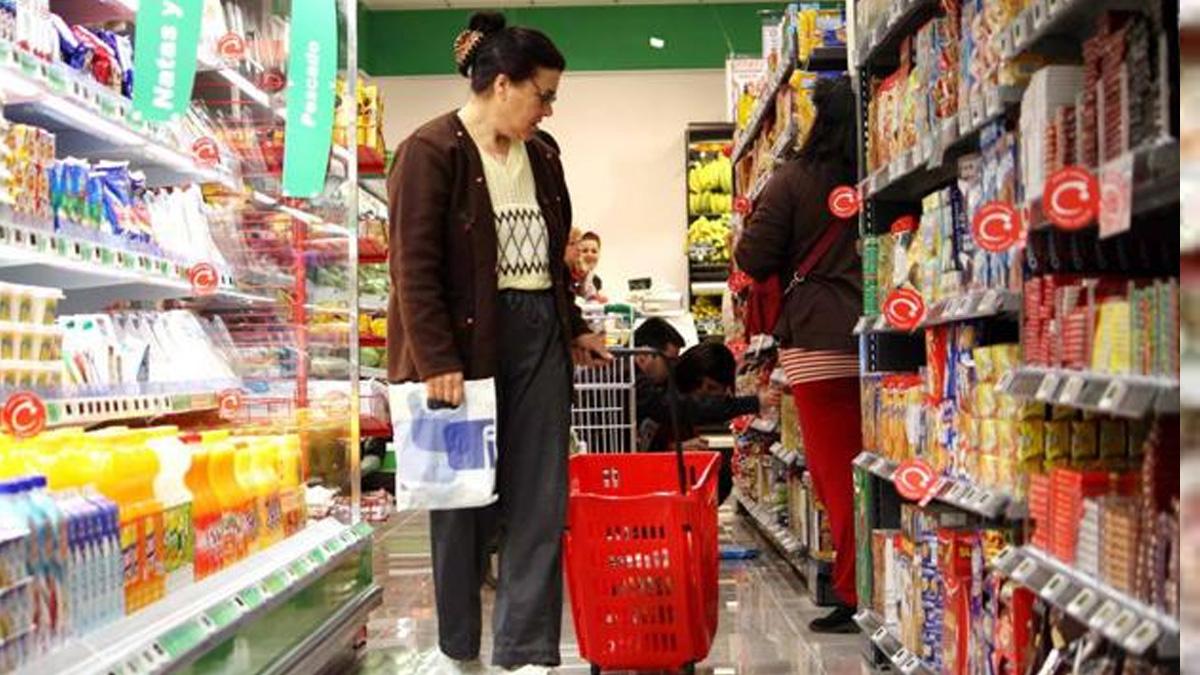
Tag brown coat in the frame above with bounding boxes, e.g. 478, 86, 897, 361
734, 159, 862, 352
385, 111, 589, 383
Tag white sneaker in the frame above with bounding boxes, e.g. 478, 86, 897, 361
411, 649, 487, 674
505, 667, 552, 675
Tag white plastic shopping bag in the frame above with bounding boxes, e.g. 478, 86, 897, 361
388, 379, 499, 510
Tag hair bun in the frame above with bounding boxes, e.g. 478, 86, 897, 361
468, 11, 506, 35
454, 11, 507, 77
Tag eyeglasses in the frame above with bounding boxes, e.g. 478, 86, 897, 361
529, 80, 557, 106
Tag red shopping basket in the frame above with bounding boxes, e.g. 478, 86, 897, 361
564, 451, 721, 674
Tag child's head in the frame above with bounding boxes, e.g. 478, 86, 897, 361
579, 231, 601, 271
633, 318, 684, 384
676, 342, 737, 396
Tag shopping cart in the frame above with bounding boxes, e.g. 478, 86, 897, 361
565, 347, 720, 674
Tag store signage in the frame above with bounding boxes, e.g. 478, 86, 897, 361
131, 0, 204, 122
1043, 166, 1099, 230
970, 201, 1023, 252
882, 287, 926, 331
828, 186, 861, 219
217, 33, 246, 62
2, 392, 46, 438
893, 458, 937, 502
188, 262, 219, 295
192, 137, 219, 166
282, 0, 338, 198
218, 389, 243, 419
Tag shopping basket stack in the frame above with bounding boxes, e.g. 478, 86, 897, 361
564, 348, 720, 674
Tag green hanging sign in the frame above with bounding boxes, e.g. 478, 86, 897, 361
282, 0, 338, 198
130, 0, 204, 122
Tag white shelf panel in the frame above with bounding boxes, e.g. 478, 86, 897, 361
18, 519, 373, 675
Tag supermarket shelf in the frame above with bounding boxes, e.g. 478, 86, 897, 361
360, 296, 388, 313
18, 519, 377, 675
735, 491, 804, 560
689, 263, 730, 282
991, 545, 1179, 659
768, 442, 804, 468
731, 38, 798, 164
856, 0, 941, 69
854, 608, 936, 675
862, 86, 1023, 204
690, 281, 726, 297
0, 41, 236, 189
855, 452, 1025, 521
0, 220, 272, 312
853, 288, 1021, 335
38, 385, 238, 430
1002, 0, 1142, 60
360, 367, 388, 380
801, 45, 849, 71
995, 366, 1180, 419
1026, 140, 1181, 231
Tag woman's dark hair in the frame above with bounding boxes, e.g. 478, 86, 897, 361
675, 342, 737, 394
456, 11, 566, 93
581, 231, 601, 246
796, 75, 856, 179
634, 318, 685, 353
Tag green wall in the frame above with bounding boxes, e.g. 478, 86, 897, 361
359, 4, 789, 76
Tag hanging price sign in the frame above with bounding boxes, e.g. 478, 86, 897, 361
216, 33, 246, 62
882, 287, 926, 331
217, 389, 243, 419
827, 185, 861, 219
191, 137, 219, 166
971, 201, 1024, 252
1098, 154, 1133, 239
1043, 166, 1099, 231
733, 195, 752, 215
893, 458, 938, 502
2, 392, 46, 438
188, 262, 220, 295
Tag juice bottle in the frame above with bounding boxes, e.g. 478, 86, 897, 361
126, 434, 164, 609
0, 480, 32, 649
84, 492, 122, 625
276, 434, 305, 536
207, 440, 247, 566
233, 441, 265, 554
254, 439, 284, 548
26, 476, 66, 645
148, 434, 194, 592
185, 440, 220, 580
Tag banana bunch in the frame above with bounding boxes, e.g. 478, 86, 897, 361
358, 313, 388, 338
687, 154, 734, 194
687, 216, 732, 263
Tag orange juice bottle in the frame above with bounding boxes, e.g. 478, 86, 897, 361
206, 440, 246, 567
276, 434, 305, 536
232, 441, 264, 554
185, 439, 220, 580
255, 439, 284, 547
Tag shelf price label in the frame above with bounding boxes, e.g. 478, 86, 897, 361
971, 201, 1024, 252
1124, 619, 1162, 655
1035, 374, 1061, 402
217, 389, 243, 420
1011, 558, 1040, 583
1098, 380, 1128, 412
156, 620, 209, 660
1043, 166, 1099, 230
1058, 375, 1086, 405
883, 288, 926, 331
205, 598, 245, 629
2, 392, 46, 439
828, 185, 861, 219
1098, 154, 1133, 239
237, 585, 266, 611
1066, 588, 1099, 620
1104, 609, 1140, 642
1088, 600, 1121, 632
1040, 573, 1071, 602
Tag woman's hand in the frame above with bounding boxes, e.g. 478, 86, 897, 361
425, 371, 465, 407
571, 332, 612, 368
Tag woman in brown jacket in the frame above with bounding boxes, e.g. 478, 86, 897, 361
386, 11, 608, 672
734, 76, 864, 634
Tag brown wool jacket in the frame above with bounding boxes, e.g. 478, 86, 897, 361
734, 159, 863, 352
386, 111, 590, 383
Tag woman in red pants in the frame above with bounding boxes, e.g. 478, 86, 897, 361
734, 75, 863, 634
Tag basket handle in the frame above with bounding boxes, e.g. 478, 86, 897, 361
607, 346, 689, 496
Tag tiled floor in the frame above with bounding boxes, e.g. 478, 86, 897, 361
352, 508, 866, 674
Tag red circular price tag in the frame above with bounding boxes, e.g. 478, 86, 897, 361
1043, 166, 1099, 230
217, 33, 246, 62
218, 389, 243, 419
882, 287, 926, 331
721, 144, 733, 158
261, 70, 286, 93
894, 458, 937, 502
191, 137, 219, 166
189, 262, 220, 296
890, 215, 918, 234
733, 195, 752, 215
2, 392, 46, 439
970, 201, 1024, 252
828, 185, 861, 219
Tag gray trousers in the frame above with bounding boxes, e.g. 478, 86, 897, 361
430, 290, 571, 668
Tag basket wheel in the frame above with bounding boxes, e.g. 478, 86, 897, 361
589, 665, 602, 675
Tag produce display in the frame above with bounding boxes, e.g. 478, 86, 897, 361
687, 151, 733, 216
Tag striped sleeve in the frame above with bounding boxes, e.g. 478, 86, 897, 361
778, 348, 860, 386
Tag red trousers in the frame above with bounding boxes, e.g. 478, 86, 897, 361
790, 377, 861, 607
